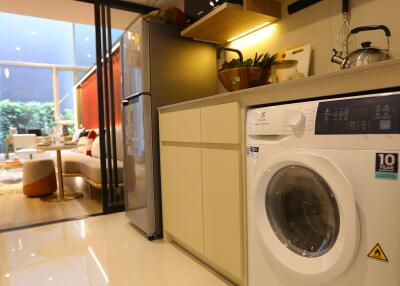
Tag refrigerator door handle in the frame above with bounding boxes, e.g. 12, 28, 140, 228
123, 92, 152, 104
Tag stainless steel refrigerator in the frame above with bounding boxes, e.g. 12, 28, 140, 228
122, 18, 217, 240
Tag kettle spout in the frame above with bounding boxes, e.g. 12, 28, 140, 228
331, 49, 345, 65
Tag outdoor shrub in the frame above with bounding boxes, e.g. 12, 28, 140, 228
0, 100, 62, 153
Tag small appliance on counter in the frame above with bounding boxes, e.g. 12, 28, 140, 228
331, 25, 393, 69
272, 44, 311, 83
184, 0, 243, 23
122, 18, 217, 240
271, 60, 301, 83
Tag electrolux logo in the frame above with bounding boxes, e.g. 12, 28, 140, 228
259, 111, 267, 122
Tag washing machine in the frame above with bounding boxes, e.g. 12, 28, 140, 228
246, 91, 400, 286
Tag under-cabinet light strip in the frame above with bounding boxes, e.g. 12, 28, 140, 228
227, 21, 271, 42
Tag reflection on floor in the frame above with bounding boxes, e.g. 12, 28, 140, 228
0, 175, 102, 231
0, 213, 232, 286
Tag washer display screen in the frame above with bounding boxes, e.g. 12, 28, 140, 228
265, 166, 340, 258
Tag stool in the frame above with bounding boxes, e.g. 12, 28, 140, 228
23, 159, 57, 197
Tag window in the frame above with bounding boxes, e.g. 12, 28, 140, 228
58, 70, 76, 134
0, 13, 124, 66
0, 12, 74, 65
0, 12, 124, 152
0, 65, 55, 140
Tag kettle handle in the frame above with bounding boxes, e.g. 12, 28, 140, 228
346, 25, 391, 54
350, 25, 391, 37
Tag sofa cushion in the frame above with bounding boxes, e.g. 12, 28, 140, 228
91, 137, 101, 158
63, 152, 124, 185
61, 152, 91, 174
86, 128, 123, 160
74, 137, 87, 153
80, 157, 124, 185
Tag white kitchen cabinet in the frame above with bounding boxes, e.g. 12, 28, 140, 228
159, 108, 201, 142
159, 101, 243, 284
160, 145, 204, 254
201, 102, 240, 144
202, 148, 242, 281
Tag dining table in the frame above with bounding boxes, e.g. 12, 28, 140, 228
36, 143, 84, 202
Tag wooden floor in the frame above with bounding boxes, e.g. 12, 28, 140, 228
0, 176, 102, 231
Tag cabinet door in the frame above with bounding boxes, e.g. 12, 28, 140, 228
201, 102, 240, 144
160, 145, 204, 254
202, 148, 242, 280
159, 108, 201, 142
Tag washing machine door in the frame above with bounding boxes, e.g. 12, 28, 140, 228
255, 152, 359, 282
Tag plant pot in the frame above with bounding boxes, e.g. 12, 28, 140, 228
218, 67, 271, 92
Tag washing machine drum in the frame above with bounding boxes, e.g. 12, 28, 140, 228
255, 154, 359, 281
266, 165, 340, 258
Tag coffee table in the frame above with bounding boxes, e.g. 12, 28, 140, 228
36, 143, 84, 201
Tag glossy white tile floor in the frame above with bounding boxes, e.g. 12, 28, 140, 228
0, 213, 232, 286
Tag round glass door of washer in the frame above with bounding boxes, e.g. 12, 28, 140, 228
265, 165, 340, 258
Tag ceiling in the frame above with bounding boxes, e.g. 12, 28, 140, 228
0, 0, 183, 30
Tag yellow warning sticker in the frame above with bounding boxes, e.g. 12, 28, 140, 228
367, 243, 388, 262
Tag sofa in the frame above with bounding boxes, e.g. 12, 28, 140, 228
61, 128, 124, 197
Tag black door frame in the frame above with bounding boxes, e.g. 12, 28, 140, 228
92, 0, 157, 213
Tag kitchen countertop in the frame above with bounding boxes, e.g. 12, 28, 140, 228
158, 58, 400, 112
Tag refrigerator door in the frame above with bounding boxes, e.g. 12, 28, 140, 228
122, 93, 155, 237
123, 18, 150, 98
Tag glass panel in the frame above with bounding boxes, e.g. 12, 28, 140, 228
74, 24, 97, 67
0, 12, 74, 65
74, 23, 124, 67
265, 165, 340, 258
58, 70, 76, 135
0, 65, 55, 152
0, 12, 123, 67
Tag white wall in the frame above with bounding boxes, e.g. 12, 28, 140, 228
227, 0, 400, 76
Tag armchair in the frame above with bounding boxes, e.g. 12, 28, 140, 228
12, 134, 37, 160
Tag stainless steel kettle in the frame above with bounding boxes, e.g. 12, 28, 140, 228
331, 25, 393, 69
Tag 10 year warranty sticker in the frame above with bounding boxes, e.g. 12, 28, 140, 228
367, 243, 389, 263
375, 153, 398, 180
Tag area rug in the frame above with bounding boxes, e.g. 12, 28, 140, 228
0, 168, 23, 195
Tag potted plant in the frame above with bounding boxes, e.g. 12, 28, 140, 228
218, 48, 277, 92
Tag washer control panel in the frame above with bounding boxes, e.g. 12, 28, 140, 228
316, 95, 400, 134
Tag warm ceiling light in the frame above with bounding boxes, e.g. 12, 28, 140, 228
227, 22, 271, 42
5, 273, 10, 278
15, 47, 21, 51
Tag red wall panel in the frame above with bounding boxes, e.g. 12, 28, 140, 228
80, 48, 122, 130
112, 49, 122, 126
